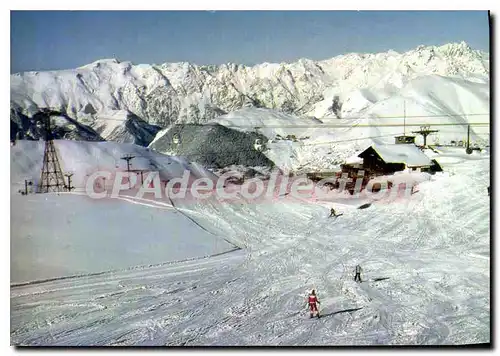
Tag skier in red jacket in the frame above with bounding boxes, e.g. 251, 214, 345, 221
307, 289, 321, 318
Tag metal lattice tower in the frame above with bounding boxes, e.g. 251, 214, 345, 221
37, 110, 68, 193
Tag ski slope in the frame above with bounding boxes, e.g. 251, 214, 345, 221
11, 140, 235, 283
10, 145, 490, 345
11, 192, 236, 285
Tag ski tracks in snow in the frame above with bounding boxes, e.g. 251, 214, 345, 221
11, 154, 490, 345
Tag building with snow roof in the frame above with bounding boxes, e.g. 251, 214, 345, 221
342, 143, 442, 178
334, 143, 443, 195
358, 143, 433, 173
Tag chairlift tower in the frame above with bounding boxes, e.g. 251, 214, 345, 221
120, 154, 136, 189
412, 125, 439, 148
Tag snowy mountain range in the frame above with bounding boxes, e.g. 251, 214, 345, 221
10, 41, 489, 148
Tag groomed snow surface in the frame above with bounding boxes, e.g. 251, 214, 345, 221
10, 143, 490, 346
11, 192, 236, 284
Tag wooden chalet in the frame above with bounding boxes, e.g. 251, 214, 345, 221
335, 143, 442, 194
356, 143, 435, 174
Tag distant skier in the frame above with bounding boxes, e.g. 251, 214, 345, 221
307, 289, 321, 318
329, 208, 342, 218
354, 264, 362, 282
488, 186, 490, 196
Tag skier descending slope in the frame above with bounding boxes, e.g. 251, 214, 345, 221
329, 208, 343, 218
354, 264, 362, 283
307, 289, 321, 318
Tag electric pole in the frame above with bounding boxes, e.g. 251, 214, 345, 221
403, 100, 406, 136
465, 124, 473, 154
24, 179, 32, 195
65, 173, 74, 191
121, 154, 135, 188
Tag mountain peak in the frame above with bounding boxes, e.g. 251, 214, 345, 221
79, 58, 121, 68
435, 41, 478, 56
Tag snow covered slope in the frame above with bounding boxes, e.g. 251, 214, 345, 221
11, 140, 237, 285
10, 107, 104, 142
207, 85, 489, 173
10, 107, 162, 147
11, 42, 489, 145
88, 109, 162, 146
11, 146, 490, 345
10, 140, 218, 192
11, 192, 236, 284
